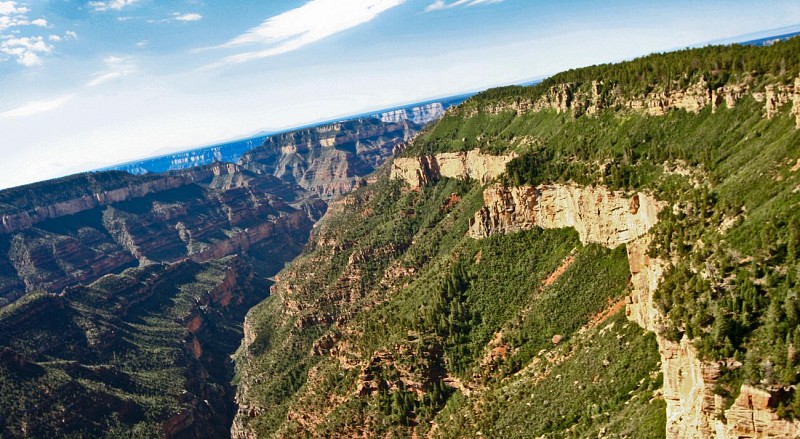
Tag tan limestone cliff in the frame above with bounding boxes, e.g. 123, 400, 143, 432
476, 76, 800, 126
468, 182, 799, 438
390, 149, 516, 189
794, 77, 800, 128
468, 184, 662, 246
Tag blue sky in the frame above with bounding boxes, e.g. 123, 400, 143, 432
0, 0, 799, 189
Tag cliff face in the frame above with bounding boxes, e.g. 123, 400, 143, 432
390, 149, 516, 188
0, 163, 321, 305
468, 184, 662, 246
239, 117, 430, 199
478, 75, 800, 126
468, 182, 800, 439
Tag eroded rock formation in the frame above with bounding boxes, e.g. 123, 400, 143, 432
390, 149, 516, 189
0, 163, 322, 304
468, 183, 800, 438
239, 118, 427, 199
468, 184, 662, 246
478, 76, 800, 125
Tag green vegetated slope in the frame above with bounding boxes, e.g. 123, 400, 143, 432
416, 37, 800, 414
236, 38, 800, 437
236, 175, 663, 437
0, 256, 269, 438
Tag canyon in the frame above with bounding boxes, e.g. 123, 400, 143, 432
105, 100, 462, 177
3, 37, 800, 439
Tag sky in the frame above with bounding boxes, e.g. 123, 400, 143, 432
0, 1, 799, 190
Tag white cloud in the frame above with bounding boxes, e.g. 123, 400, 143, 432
425, 0, 503, 12
86, 55, 136, 86
0, 15, 28, 31
0, 3, 64, 66
65, 31, 78, 40
174, 13, 202, 22
88, 0, 137, 12
0, 36, 53, 66
0, 1, 28, 16
0, 94, 75, 118
207, 0, 404, 67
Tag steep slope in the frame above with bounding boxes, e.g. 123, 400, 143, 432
234, 38, 800, 438
0, 256, 265, 438
237, 117, 427, 199
0, 163, 323, 305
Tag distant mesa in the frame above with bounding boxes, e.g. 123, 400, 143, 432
100, 96, 470, 177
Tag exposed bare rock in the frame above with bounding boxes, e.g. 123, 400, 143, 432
390, 149, 517, 189
239, 118, 427, 199
765, 83, 793, 119
475, 76, 800, 126
712, 83, 748, 112
794, 77, 800, 128
468, 184, 663, 246
468, 182, 799, 438
0, 162, 321, 304
378, 102, 446, 125
722, 385, 799, 438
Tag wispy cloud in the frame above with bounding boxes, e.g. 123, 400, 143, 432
205, 0, 404, 68
86, 55, 136, 87
0, 94, 75, 118
174, 13, 202, 22
88, 0, 137, 12
425, 0, 503, 12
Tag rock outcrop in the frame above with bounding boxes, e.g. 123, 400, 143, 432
477, 76, 800, 125
0, 163, 321, 305
239, 118, 425, 199
794, 77, 800, 128
390, 149, 516, 189
468, 184, 662, 246
468, 182, 799, 438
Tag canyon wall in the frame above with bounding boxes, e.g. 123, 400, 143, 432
0, 256, 261, 438
478, 76, 800, 127
0, 163, 239, 235
238, 118, 426, 199
389, 150, 799, 437
105, 100, 463, 176
377, 102, 446, 125
467, 182, 800, 439
0, 163, 321, 305
390, 149, 516, 189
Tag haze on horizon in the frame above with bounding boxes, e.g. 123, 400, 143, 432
0, 0, 799, 190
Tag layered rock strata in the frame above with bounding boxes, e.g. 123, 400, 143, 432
390, 149, 516, 189
479, 77, 800, 126
0, 163, 322, 304
468, 183, 800, 438
0, 164, 239, 235
239, 118, 425, 199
